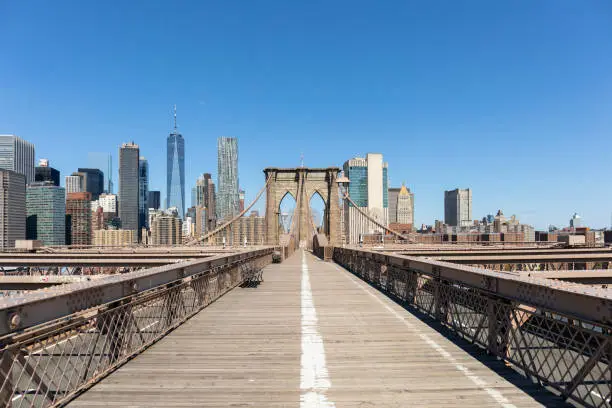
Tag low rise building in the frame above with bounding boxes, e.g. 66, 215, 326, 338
150, 208, 182, 245
93, 229, 135, 247
219, 211, 265, 245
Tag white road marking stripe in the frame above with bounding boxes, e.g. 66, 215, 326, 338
301, 251, 335, 408
334, 264, 517, 408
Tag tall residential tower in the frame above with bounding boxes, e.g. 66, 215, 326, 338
217, 137, 239, 222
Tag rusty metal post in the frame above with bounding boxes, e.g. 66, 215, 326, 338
432, 266, 448, 322
487, 297, 498, 355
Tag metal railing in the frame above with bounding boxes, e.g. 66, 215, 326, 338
333, 247, 612, 408
0, 248, 274, 407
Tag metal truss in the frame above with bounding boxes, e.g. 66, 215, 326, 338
0, 266, 147, 276
468, 262, 612, 272
334, 247, 612, 408
0, 249, 273, 407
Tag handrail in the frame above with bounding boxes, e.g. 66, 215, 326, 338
335, 247, 612, 324
0, 247, 275, 336
0, 247, 275, 407
333, 247, 612, 408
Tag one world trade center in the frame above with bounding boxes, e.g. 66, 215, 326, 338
166, 105, 185, 218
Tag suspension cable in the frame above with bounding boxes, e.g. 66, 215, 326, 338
188, 175, 272, 245
343, 193, 414, 242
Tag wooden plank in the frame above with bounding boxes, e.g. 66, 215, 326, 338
68, 251, 562, 407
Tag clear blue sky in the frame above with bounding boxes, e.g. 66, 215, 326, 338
1, 1, 611, 229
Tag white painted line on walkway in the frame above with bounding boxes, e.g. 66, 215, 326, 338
301, 251, 335, 408
334, 264, 517, 408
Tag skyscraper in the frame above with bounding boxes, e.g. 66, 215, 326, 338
217, 137, 239, 222
139, 157, 149, 229
26, 183, 66, 246
148, 190, 161, 210
35, 159, 60, 186
444, 188, 472, 227
396, 184, 414, 226
167, 106, 185, 218
0, 170, 26, 248
65, 175, 83, 193
77, 168, 104, 200
87, 152, 113, 194
0, 135, 35, 184
195, 173, 216, 232
389, 184, 414, 227
388, 187, 400, 224
119, 142, 140, 236
342, 153, 388, 244
66, 192, 92, 246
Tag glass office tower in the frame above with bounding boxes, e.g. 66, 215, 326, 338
167, 109, 185, 218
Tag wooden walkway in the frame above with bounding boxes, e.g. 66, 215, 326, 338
69, 250, 564, 407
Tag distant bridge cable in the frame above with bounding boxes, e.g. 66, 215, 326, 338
343, 193, 414, 243
189, 175, 273, 245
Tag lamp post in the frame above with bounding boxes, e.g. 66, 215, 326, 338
336, 173, 350, 247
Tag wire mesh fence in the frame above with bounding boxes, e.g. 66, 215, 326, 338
0, 251, 271, 407
334, 248, 611, 408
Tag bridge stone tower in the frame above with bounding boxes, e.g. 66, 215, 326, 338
264, 167, 341, 246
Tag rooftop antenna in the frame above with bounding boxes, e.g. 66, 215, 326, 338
173, 104, 177, 131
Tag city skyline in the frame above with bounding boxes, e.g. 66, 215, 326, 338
2, 2, 611, 229
0, 3, 610, 405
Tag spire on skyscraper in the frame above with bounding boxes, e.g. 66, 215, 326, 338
173, 104, 177, 131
